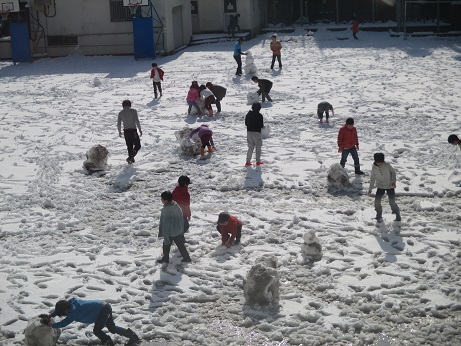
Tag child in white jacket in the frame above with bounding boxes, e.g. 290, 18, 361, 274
368, 153, 401, 223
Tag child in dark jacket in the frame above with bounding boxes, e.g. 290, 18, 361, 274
245, 102, 264, 166
251, 76, 273, 102
337, 117, 364, 174
50, 298, 139, 346
217, 213, 243, 247
206, 82, 227, 113
172, 175, 191, 233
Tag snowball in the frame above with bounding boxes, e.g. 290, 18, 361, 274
244, 256, 280, 304
247, 92, 260, 105
261, 124, 271, 139
25, 315, 61, 346
174, 127, 201, 156
83, 144, 109, 172
327, 163, 351, 188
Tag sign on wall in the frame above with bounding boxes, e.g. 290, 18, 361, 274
224, 0, 237, 13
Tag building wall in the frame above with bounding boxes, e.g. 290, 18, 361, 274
0, 0, 193, 59
155, 0, 193, 52
197, 0, 265, 36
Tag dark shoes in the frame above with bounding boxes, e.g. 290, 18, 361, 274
156, 258, 169, 264
126, 157, 135, 164
234, 239, 240, 245
181, 258, 192, 263
125, 328, 140, 346
102, 339, 115, 346
355, 170, 364, 175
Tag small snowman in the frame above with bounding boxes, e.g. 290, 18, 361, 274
301, 230, 323, 262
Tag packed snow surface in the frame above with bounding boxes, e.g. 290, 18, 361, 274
0, 27, 460, 345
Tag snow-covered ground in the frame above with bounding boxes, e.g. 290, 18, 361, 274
1, 27, 461, 345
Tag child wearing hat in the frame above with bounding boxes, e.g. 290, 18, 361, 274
368, 153, 401, 223
172, 175, 191, 233
216, 213, 243, 247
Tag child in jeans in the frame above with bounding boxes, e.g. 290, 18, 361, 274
186, 85, 201, 115
337, 117, 363, 174
368, 153, 401, 223
217, 213, 243, 247
150, 63, 164, 99
50, 298, 139, 346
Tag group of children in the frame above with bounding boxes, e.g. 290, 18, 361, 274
185, 80, 227, 117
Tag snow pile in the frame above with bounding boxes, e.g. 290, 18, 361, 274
24, 315, 61, 346
261, 124, 271, 139
247, 92, 260, 105
93, 77, 101, 87
83, 144, 109, 172
327, 163, 351, 188
244, 51, 257, 75
175, 127, 200, 156
244, 256, 280, 304
301, 230, 323, 262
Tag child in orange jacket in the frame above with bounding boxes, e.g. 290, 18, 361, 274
216, 213, 242, 247
337, 117, 363, 175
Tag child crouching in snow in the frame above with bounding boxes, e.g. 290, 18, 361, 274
216, 213, 242, 247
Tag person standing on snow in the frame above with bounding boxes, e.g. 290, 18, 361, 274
117, 100, 142, 164
172, 175, 192, 234
352, 17, 359, 39
233, 37, 247, 76
150, 63, 164, 99
245, 102, 264, 167
368, 153, 401, 223
269, 35, 282, 70
157, 191, 192, 264
337, 117, 363, 174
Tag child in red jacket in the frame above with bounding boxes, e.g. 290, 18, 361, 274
172, 175, 191, 233
150, 63, 164, 99
217, 213, 242, 247
337, 117, 364, 174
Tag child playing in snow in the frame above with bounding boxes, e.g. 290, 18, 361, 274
199, 84, 216, 117
317, 101, 334, 124
245, 102, 264, 167
269, 35, 282, 70
216, 212, 242, 247
117, 100, 142, 164
50, 298, 139, 346
189, 124, 215, 156
186, 85, 201, 115
352, 17, 359, 39
337, 117, 363, 174
150, 63, 164, 99
172, 175, 191, 233
206, 82, 227, 113
251, 76, 273, 102
368, 153, 401, 223
448, 134, 461, 149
